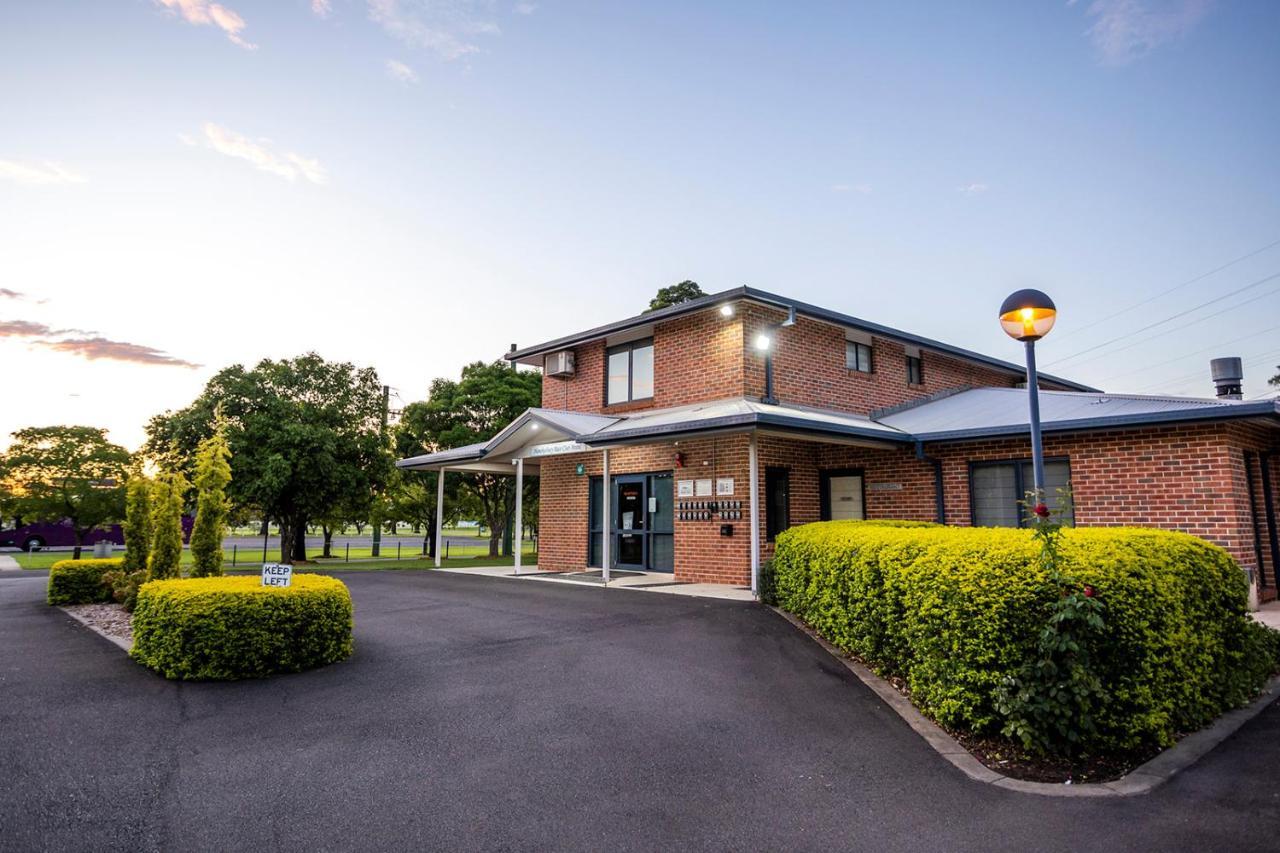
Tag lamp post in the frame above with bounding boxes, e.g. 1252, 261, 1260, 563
755, 306, 796, 406
999, 289, 1057, 504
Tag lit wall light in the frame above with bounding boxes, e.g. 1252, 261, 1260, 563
754, 333, 772, 351
719, 304, 735, 317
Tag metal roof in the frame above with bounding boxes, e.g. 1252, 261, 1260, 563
877, 387, 1280, 442
504, 285, 1098, 393
397, 391, 1280, 470
580, 397, 910, 447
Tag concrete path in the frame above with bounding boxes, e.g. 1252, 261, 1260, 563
2, 570, 1279, 851
1254, 601, 1280, 631
0, 554, 20, 572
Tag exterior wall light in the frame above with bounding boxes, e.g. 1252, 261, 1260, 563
754, 333, 772, 351
999, 288, 1056, 510
720, 304, 735, 317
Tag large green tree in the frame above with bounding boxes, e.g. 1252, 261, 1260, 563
1, 426, 129, 559
397, 360, 541, 557
647, 280, 704, 312
144, 353, 393, 564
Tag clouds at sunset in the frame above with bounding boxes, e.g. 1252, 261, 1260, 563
193, 122, 328, 184
154, 0, 256, 49
0, 160, 85, 186
0, 320, 198, 368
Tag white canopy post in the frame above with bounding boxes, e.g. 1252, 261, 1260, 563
601, 448, 611, 584
435, 467, 446, 568
749, 431, 760, 598
513, 457, 524, 575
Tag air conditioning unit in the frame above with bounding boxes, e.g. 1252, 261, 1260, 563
544, 350, 575, 377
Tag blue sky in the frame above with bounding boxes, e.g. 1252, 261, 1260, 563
1, 1, 1278, 448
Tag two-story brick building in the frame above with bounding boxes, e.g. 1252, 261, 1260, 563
399, 287, 1280, 602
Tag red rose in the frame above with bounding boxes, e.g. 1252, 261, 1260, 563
1083, 585, 1095, 598
1033, 503, 1050, 518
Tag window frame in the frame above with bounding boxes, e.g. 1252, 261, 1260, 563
967, 457, 1072, 528
765, 466, 791, 542
846, 340, 873, 374
604, 338, 655, 406
906, 354, 923, 385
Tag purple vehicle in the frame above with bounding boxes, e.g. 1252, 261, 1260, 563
0, 517, 194, 551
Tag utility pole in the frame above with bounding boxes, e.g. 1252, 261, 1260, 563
371, 384, 390, 558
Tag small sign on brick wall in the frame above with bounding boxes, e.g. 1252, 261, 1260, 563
868, 482, 904, 492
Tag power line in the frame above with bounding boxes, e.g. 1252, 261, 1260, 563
1048, 281, 1280, 373
1053, 236, 1280, 344
1140, 349, 1280, 394
1091, 324, 1280, 386
1044, 270, 1280, 368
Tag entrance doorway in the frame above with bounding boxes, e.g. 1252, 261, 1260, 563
820, 469, 866, 521
588, 473, 674, 572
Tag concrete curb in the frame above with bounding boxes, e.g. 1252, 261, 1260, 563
59, 606, 133, 653
770, 606, 1280, 798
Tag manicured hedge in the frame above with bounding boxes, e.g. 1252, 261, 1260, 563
47, 558, 124, 606
768, 521, 1280, 753
130, 575, 354, 680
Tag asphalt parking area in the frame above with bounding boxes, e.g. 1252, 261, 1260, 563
2, 570, 1279, 852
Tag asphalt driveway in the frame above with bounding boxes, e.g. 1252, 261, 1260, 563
2, 571, 1279, 852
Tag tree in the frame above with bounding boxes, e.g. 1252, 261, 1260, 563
144, 353, 392, 564
1270, 367, 1278, 390
122, 476, 152, 572
147, 469, 187, 580
1, 426, 129, 559
397, 360, 541, 557
647, 280, 704, 312
190, 429, 231, 577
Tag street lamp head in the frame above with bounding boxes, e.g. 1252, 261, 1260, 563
999, 289, 1057, 342
754, 333, 772, 351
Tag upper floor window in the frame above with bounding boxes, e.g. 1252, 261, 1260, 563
970, 459, 1073, 528
906, 355, 923, 385
606, 338, 654, 405
846, 340, 873, 373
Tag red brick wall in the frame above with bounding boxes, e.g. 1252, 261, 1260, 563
928, 421, 1280, 599
537, 436, 754, 585
538, 300, 1072, 417
535, 422, 1279, 594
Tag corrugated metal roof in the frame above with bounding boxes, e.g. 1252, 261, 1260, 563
504, 285, 1098, 393
878, 387, 1280, 441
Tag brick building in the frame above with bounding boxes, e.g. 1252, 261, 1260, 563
399, 287, 1280, 602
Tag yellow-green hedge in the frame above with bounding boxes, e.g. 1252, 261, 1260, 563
130, 575, 354, 680
768, 521, 1280, 752
47, 558, 124, 606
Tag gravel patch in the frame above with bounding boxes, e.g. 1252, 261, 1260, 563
62, 603, 133, 645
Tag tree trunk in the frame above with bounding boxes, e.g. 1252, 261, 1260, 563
423, 516, 437, 557
294, 521, 308, 563
72, 528, 85, 561
322, 525, 333, 558
278, 517, 293, 564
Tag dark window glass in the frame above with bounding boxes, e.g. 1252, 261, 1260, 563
588, 477, 603, 566
766, 467, 790, 542
846, 341, 873, 373
970, 460, 1073, 527
605, 339, 654, 405
906, 355, 923, 385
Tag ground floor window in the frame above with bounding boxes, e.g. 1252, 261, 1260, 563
765, 467, 790, 541
969, 458, 1073, 527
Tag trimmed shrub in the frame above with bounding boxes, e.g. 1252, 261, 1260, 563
102, 568, 148, 612
122, 477, 152, 573
130, 575, 354, 680
771, 521, 1280, 753
46, 558, 124, 605
147, 470, 188, 580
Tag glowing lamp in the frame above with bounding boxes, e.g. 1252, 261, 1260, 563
999, 289, 1057, 342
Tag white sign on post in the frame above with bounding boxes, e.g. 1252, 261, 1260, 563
262, 563, 293, 588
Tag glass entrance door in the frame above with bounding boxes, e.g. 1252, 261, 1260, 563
614, 476, 646, 569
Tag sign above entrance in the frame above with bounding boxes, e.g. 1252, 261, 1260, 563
526, 440, 589, 458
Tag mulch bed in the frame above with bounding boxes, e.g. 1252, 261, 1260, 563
872, 668, 1166, 784
62, 603, 133, 645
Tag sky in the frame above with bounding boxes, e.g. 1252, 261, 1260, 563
1, 0, 1278, 451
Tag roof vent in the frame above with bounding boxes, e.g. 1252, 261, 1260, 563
1210, 357, 1243, 400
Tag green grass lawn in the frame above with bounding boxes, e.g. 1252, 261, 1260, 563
13, 543, 536, 570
